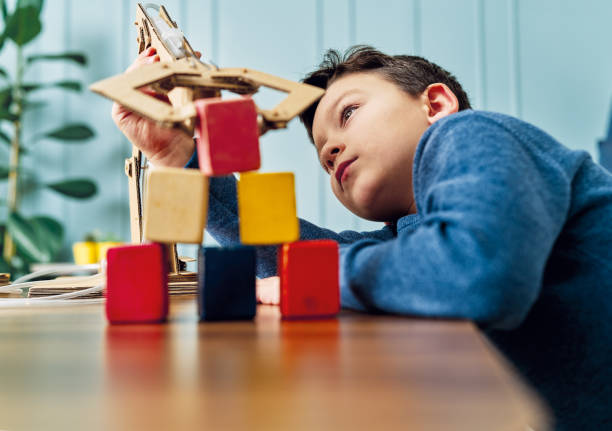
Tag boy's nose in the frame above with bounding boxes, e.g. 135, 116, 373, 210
325, 146, 341, 170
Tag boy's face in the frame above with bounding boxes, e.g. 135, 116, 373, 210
312, 72, 433, 221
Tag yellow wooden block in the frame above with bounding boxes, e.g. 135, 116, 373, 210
143, 167, 208, 244
238, 172, 299, 244
73, 242, 97, 265
97, 241, 123, 262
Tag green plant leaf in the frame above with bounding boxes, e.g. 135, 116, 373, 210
19, 0, 43, 13
46, 178, 97, 198
22, 99, 46, 111
0, 87, 12, 109
22, 80, 82, 93
0, 129, 10, 144
0, 110, 17, 121
0, 164, 9, 178
27, 52, 87, 66
30, 215, 63, 258
1, 0, 8, 22
0, 67, 8, 80
7, 211, 52, 262
54, 80, 81, 92
4, 5, 42, 46
0, 256, 10, 274
44, 123, 94, 141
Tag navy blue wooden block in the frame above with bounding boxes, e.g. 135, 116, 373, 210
198, 246, 256, 321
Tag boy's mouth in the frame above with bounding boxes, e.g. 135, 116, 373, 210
335, 157, 357, 190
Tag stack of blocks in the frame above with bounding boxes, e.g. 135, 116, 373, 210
105, 96, 339, 324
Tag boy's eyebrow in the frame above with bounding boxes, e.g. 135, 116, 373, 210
314, 88, 364, 150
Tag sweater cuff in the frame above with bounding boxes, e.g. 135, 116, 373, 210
184, 139, 199, 169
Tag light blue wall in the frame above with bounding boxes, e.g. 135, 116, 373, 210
2, 0, 612, 257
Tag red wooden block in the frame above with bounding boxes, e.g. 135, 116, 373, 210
105, 243, 168, 324
279, 240, 340, 318
195, 96, 260, 175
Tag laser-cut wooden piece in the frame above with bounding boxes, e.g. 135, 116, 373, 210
237, 172, 299, 244
195, 97, 260, 175
143, 167, 208, 244
88, 3, 324, 277
106, 243, 168, 324
279, 240, 340, 318
198, 246, 256, 321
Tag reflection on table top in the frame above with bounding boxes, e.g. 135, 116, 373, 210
0, 296, 550, 431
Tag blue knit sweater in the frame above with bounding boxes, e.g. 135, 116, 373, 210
187, 110, 612, 430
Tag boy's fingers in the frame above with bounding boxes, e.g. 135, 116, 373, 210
125, 54, 160, 73
139, 47, 156, 58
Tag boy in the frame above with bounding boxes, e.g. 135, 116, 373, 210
113, 46, 612, 430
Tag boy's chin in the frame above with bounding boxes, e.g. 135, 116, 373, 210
345, 194, 406, 222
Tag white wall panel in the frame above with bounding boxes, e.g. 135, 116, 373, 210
2, 0, 610, 258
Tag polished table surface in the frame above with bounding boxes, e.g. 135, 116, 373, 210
0, 297, 550, 430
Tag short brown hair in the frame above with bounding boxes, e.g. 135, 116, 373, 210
300, 45, 472, 143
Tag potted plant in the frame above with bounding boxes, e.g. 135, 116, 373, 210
0, 0, 97, 277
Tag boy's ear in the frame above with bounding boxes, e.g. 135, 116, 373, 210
422, 83, 459, 125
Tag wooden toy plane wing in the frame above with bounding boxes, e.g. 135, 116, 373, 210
89, 60, 325, 135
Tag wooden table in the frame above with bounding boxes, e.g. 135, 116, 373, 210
0, 297, 550, 430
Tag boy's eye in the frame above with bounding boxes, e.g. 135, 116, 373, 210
341, 105, 357, 125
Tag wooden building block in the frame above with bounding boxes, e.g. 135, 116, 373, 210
106, 243, 168, 324
195, 97, 260, 175
279, 240, 340, 318
143, 167, 208, 244
237, 172, 299, 244
198, 246, 256, 321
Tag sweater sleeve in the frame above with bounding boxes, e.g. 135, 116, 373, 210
339, 113, 573, 330
185, 145, 395, 277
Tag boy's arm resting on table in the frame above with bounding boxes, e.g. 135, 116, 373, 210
340, 115, 575, 330
185, 145, 395, 277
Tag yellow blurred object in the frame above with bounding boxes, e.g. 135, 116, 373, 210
96, 242, 123, 262
73, 242, 98, 264
238, 172, 299, 244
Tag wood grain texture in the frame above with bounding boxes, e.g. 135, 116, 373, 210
0, 297, 550, 431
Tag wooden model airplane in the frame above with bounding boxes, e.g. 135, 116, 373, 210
89, 3, 324, 276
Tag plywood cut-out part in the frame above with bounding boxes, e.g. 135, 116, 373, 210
143, 167, 208, 244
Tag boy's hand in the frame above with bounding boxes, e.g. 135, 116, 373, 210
111, 47, 196, 168
256, 276, 280, 305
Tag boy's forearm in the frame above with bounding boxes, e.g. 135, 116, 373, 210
204, 174, 395, 277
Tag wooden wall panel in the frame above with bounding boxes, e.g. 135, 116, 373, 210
2, 0, 610, 259
215, 0, 321, 225
318, 0, 366, 233
18, 0, 69, 225
62, 1, 130, 247
482, 0, 513, 114
517, 0, 612, 153
420, 0, 481, 110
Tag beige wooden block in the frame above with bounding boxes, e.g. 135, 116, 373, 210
143, 167, 208, 244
